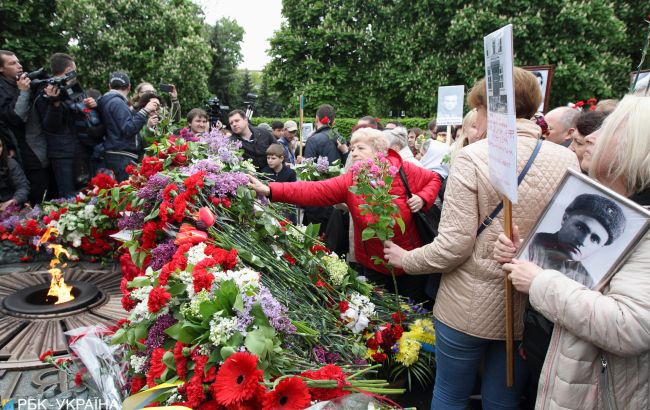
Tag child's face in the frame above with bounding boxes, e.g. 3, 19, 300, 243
266, 154, 283, 169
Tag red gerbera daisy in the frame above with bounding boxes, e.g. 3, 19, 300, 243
211, 352, 263, 406
263, 377, 311, 410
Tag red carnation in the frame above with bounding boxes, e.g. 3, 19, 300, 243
121, 293, 136, 311
39, 350, 55, 362
263, 377, 311, 410
147, 348, 168, 387
391, 312, 405, 324
320, 116, 330, 125
282, 253, 296, 265
196, 400, 224, 410
575, 100, 585, 108
174, 342, 189, 380
210, 352, 263, 406
130, 376, 146, 394
301, 364, 350, 402
186, 375, 206, 408
371, 352, 387, 363
366, 337, 379, 350
148, 286, 171, 313
338, 300, 349, 314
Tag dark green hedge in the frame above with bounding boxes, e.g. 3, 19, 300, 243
251, 117, 432, 139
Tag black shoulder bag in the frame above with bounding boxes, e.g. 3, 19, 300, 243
398, 167, 441, 245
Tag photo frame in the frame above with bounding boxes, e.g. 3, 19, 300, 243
522, 65, 554, 114
517, 169, 650, 291
630, 69, 650, 92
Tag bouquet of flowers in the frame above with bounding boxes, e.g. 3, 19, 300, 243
294, 156, 342, 181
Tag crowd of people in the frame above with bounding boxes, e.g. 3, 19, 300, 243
1, 47, 649, 409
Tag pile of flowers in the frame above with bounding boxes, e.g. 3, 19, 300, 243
27, 127, 436, 407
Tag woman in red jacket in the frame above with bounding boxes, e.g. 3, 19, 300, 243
248, 127, 442, 303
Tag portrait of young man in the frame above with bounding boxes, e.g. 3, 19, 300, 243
527, 193, 625, 288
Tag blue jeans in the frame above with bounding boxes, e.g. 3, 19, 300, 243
431, 320, 528, 410
105, 152, 137, 183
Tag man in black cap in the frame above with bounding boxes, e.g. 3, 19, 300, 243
98, 71, 158, 181
528, 193, 626, 288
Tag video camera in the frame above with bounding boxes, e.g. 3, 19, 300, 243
244, 93, 257, 119
32, 70, 85, 103
205, 96, 230, 129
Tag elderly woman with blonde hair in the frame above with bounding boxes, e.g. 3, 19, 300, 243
248, 127, 442, 302
495, 94, 650, 409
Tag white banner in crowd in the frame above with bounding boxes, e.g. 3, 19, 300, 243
436, 85, 465, 126
484, 24, 518, 203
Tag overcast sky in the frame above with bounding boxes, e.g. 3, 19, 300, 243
195, 0, 283, 71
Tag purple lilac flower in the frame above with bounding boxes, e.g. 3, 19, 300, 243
0, 215, 20, 230
137, 173, 171, 201
134, 351, 150, 373
89, 196, 99, 205
25, 205, 42, 220
117, 212, 145, 230
201, 129, 242, 164
353, 357, 368, 365
149, 239, 177, 271
315, 156, 329, 173
257, 286, 296, 334
313, 345, 327, 363
181, 159, 222, 176
207, 172, 249, 198
145, 313, 177, 355
235, 295, 255, 331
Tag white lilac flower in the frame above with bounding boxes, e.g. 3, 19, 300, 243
209, 315, 239, 345
129, 300, 151, 323
286, 225, 308, 242
322, 253, 348, 286
130, 354, 148, 373
130, 286, 153, 302
187, 290, 212, 317
213, 268, 260, 295
68, 231, 83, 248
178, 270, 195, 298
187, 242, 208, 266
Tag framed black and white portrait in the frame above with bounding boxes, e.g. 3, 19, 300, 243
517, 169, 650, 290
522, 65, 554, 114
436, 85, 465, 126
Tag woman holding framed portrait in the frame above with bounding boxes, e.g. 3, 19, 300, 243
495, 94, 650, 409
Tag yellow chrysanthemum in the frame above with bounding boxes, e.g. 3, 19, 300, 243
396, 337, 421, 366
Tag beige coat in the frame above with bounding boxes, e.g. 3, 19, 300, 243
531, 234, 650, 410
402, 119, 580, 340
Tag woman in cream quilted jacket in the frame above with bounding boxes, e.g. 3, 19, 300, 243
497, 94, 650, 409
384, 68, 579, 409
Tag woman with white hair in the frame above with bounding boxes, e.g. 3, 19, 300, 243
248, 127, 442, 302
495, 94, 650, 409
382, 126, 421, 166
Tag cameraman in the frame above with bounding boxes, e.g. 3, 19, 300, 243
0, 50, 49, 203
98, 71, 157, 182
35, 53, 96, 198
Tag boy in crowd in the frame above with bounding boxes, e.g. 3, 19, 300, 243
263, 143, 297, 223
262, 143, 296, 183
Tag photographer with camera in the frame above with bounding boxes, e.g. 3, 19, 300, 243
98, 71, 158, 182
0, 50, 50, 204
132, 82, 181, 123
34, 53, 98, 198
228, 108, 274, 171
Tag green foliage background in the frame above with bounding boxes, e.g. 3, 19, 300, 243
267, 0, 648, 118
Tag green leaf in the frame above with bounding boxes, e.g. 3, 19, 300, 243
244, 326, 276, 360
162, 351, 176, 370
111, 328, 126, 344
396, 217, 406, 233
361, 228, 376, 241
128, 276, 151, 288
165, 322, 202, 344
220, 346, 236, 360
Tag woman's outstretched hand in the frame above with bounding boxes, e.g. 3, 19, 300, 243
383, 240, 408, 269
247, 175, 271, 197
494, 225, 521, 263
